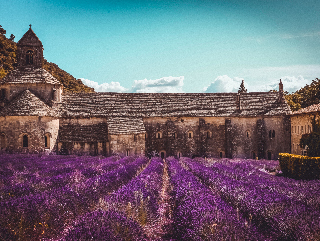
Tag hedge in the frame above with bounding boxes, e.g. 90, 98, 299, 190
279, 153, 320, 179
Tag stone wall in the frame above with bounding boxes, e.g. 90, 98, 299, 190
143, 116, 290, 160
291, 113, 319, 155
0, 116, 59, 153
109, 133, 145, 157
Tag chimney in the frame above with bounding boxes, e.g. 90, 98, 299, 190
236, 93, 241, 111
278, 79, 284, 103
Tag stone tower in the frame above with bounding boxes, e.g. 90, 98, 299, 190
16, 25, 44, 68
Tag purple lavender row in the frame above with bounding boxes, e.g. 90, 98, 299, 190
167, 157, 267, 241
183, 158, 320, 240
63, 210, 147, 241
0, 156, 149, 240
0, 156, 125, 202
207, 159, 320, 210
103, 157, 163, 226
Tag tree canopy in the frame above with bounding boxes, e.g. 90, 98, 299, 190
285, 78, 320, 111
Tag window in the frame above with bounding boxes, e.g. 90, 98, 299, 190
220, 152, 223, 158
26, 50, 33, 65
295, 126, 296, 133
246, 131, 250, 138
126, 150, 129, 156
301, 126, 304, 134
207, 131, 211, 138
160, 151, 166, 159
0, 89, 5, 100
177, 152, 182, 158
23, 135, 28, 148
45, 136, 48, 148
188, 131, 193, 138
156, 132, 162, 139
0, 133, 5, 149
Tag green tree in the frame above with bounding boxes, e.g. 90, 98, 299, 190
300, 116, 320, 157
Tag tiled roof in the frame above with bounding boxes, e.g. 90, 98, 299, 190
60, 92, 292, 118
292, 103, 320, 115
0, 67, 61, 85
0, 90, 56, 116
58, 123, 108, 142
108, 117, 146, 134
17, 28, 42, 47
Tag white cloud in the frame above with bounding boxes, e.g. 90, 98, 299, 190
204, 75, 245, 93
131, 76, 184, 93
80, 78, 128, 92
250, 75, 310, 93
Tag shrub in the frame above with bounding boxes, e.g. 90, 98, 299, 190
279, 153, 320, 179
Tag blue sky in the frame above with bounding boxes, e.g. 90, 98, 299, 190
2, 0, 320, 93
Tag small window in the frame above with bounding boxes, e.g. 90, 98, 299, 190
188, 131, 193, 138
160, 151, 166, 159
45, 136, 48, 148
156, 132, 162, 139
0, 133, 5, 149
23, 135, 28, 148
126, 150, 129, 156
246, 131, 250, 138
0, 89, 5, 100
295, 126, 296, 133
177, 152, 182, 158
301, 126, 304, 134
26, 50, 33, 65
207, 131, 211, 138
220, 152, 223, 158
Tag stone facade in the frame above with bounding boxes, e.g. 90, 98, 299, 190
0, 27, 293, 159
290, 103, 320, 155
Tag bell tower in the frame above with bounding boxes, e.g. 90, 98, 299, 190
16, 25, 43, 68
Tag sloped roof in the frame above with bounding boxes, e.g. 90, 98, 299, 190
60, 92, 292, 118
17, 27, 42, 47
292, 103, 320, 115
58, 123, 108, 142
108, 117, 146, 134
0, 90, 56, 116
0, 67, 61, 85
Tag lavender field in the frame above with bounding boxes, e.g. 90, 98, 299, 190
0, 155, 320, 240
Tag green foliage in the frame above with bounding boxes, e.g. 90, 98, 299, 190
279, 153, 320, 179
0, 26, 94, 93
285, 78, 320, 111
300, 117, 320, 157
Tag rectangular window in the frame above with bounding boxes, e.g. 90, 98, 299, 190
301, 126, 304, 134
295, 126, 296, 133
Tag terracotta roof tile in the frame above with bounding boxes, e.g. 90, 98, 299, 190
0, 67, 61, 85
292, 103, 320, 115
0, 90, 56, 116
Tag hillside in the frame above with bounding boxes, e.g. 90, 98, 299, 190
285, 78, 320, 111
0, 26, 94, 93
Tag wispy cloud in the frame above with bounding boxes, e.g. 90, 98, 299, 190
80, 78, 128, 92
131, 76, 184, 93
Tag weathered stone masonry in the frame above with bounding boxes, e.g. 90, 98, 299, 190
0, 27, 292, 159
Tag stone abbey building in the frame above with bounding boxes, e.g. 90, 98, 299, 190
0, 27, 292, 159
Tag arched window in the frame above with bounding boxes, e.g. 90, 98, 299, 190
26, 50, 33, 65
188, 131, 193, 138
177, 152, 182, 158
23, 135, 28, 148
246, 130, 250, 138
0, 133, 5, 150
206, 131, 211, 138
156, 132, 162, 139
